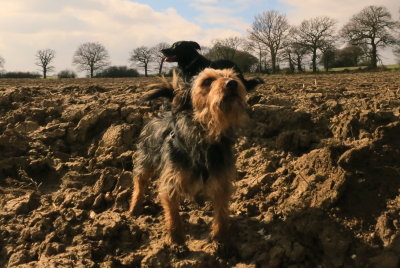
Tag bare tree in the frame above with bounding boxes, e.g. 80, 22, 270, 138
293, 16, 337, 72
281, 41, 296, 73
341, 6, 398, 69
199, 46, 210, 56
245, 39, 265, 72
73, 42, 110, 78
395, 45, 400, 63
248, 10, 290, 73
0, 55, 4, 70
211, 36, 244, 60
129, 46, 153, 77
285, 27, 309, 72
395, 9, 400, 63
292, 43, 308, 72
151, 42, 170, 75
35, 49, 55, 79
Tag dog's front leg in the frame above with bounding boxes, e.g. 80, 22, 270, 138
210, 179, 232, 241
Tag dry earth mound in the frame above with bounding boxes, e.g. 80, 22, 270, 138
0, 72, 399, 267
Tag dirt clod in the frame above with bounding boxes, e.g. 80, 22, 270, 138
0, 73, 399, 267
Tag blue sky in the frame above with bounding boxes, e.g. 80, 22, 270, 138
0, 0, 398, 74
133, 0, 288, 28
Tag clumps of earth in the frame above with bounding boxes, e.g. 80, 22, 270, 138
0, 72, 399, 267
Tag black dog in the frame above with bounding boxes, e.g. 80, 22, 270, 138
161, 41, 263, 91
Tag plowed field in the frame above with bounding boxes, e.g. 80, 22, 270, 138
1, 71, 399, 267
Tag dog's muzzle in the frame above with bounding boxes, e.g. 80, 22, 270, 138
224, 79, 239, 97
221, 79, 241, 106
161, 49, 177, 62
225, 79, 238, 91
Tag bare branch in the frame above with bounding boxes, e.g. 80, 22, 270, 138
35, 49, 55, 79
340, 5, 398, 68
292, 16, 337, 72
73, 42, 110, 78
151, 42, 170, 75
248, 10, 290, 73
211, 36, 244, 60
129, 46, 153, 77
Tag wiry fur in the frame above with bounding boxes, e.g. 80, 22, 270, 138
141, 69, 184, 102
129, 68, 248, 245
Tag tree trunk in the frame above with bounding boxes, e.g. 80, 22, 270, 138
144, 63, 148, 77
288, 52, 294, 73
258, 48, 262, 72
312, 48, 317, 73
90, 66, 94, 78
43, 68, 47, 79
296, 54, 302, 72
158, 58, 165, 75
324, 56, 329, 72
371, 42, 377, 69
270, 50, 276, 73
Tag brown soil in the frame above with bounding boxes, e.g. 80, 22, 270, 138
0, 72, 399, 268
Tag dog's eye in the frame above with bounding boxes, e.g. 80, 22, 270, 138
202, 78, 214, 87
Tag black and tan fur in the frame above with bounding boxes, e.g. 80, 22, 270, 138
129, 68, 252, 245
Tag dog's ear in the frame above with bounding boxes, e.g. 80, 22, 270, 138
187, 41, 201, 50
244, 77, 264, 91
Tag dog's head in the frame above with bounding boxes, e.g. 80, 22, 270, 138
161, 41, 201, 62
191, 68, 248, 140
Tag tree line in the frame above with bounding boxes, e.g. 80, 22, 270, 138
0, 5, 399, 78
0, 40, 258, 78
249, 5, 400, 73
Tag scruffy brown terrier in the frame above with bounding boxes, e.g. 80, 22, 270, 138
129, 68, 249, 245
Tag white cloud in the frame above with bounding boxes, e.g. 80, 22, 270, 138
190, 1, 253, 32
282, 0, 399, 26
0, 0, 242, 74
195, 0, 219, 3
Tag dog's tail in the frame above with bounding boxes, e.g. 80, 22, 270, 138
244, 77, 264, 91
140, 70, 183, 101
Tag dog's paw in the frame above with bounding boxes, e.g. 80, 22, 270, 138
167, 243, 189, 258
129, 204, 143, 216
166, 230, 186, 246
254, 77, 264, 84
204, 239, 238, 258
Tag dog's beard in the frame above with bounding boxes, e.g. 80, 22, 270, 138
194, 95, 248, 140
216, 96, 248, 127
220, 91, 243, 111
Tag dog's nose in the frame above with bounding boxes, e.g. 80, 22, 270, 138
225, 80, 238, 91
